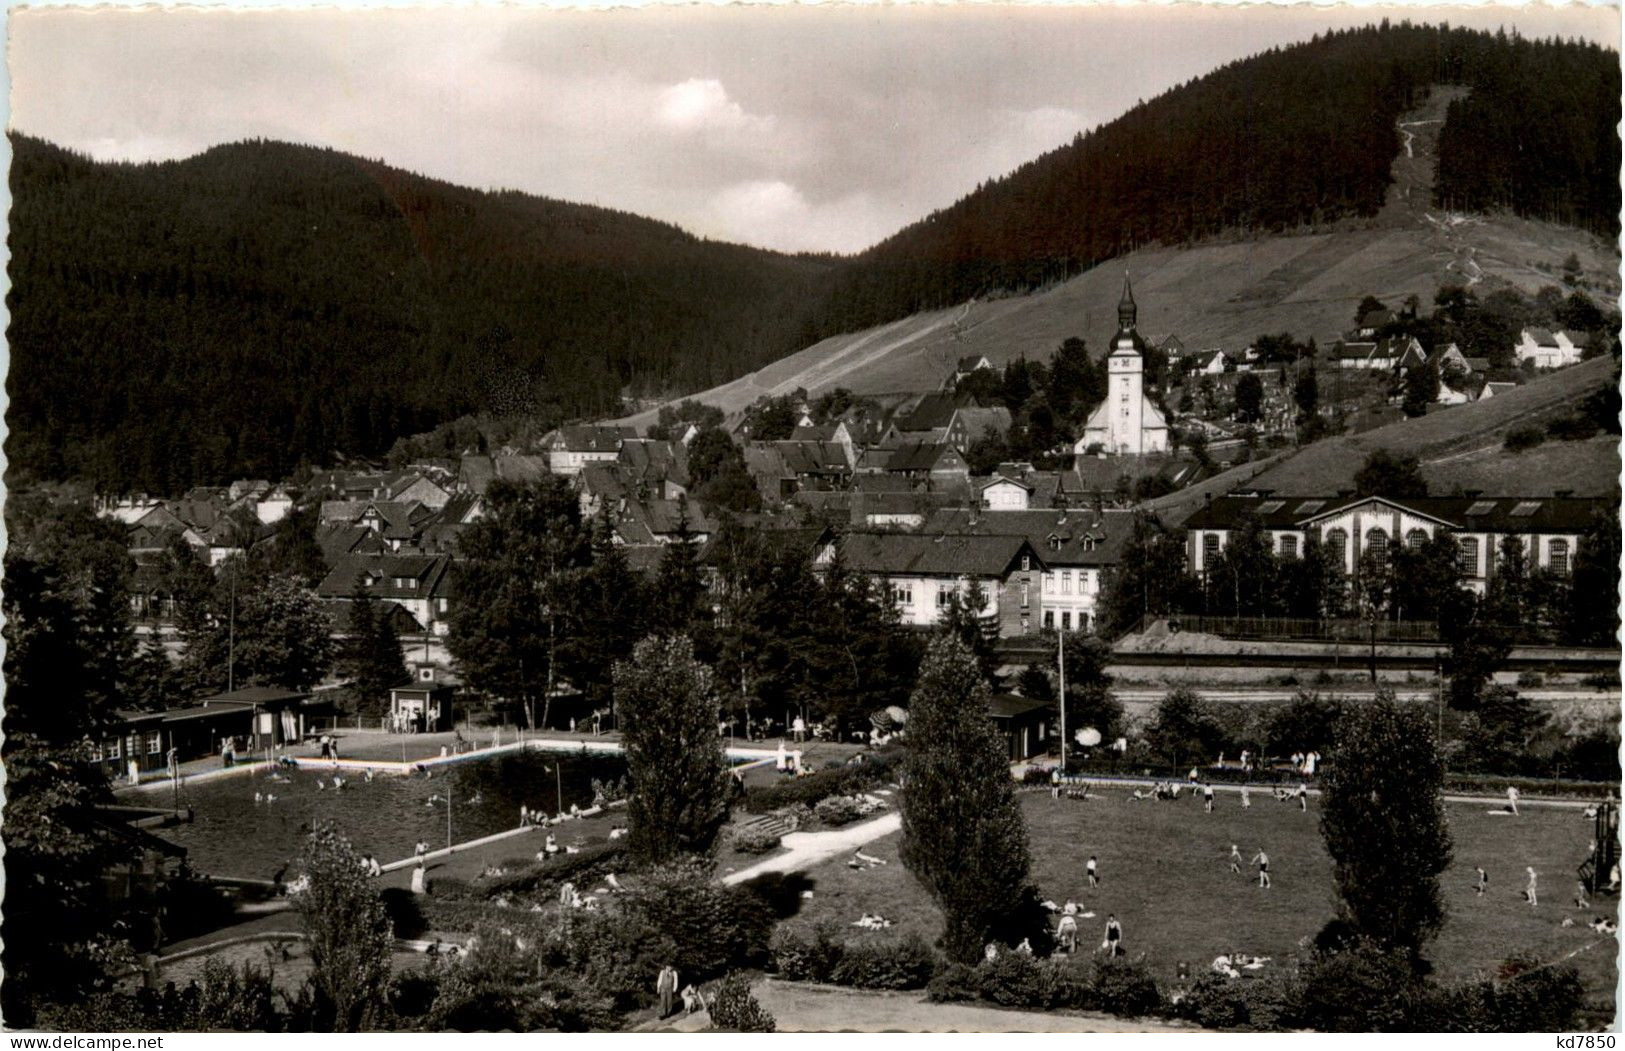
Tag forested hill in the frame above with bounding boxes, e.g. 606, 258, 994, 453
7, 136, 832, 492
815, 23, 1620, 335
8, 23, 1619, 493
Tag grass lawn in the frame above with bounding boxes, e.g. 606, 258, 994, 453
781, 786, 1618, 1018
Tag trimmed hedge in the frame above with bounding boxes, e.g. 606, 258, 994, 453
731, 828, 783, 855
743, 748, 903, 814
812, 795, 874, 827
1444, 773, 1618, 799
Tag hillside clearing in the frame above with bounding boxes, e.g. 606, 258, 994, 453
619, 214, 1616, 430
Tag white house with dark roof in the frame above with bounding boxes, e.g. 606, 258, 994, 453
823, 532, 1046, 636
924, 506, 1132, 633
543, 425, 638, 476
979, 473, 1034, 511
1514, 328, 1583, 369
1184, 493, 1605, 594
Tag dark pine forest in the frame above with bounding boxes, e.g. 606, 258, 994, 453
8, 22, 1618, 493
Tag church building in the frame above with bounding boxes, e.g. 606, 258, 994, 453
1075, 277, 1169, 456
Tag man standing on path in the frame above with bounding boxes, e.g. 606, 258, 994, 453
1297, 781, 1309, 812
1253, 848, 1271, 888
657, 964, 680, 1018
1506, 785, 1520, 815
1202, 782, 1215, 813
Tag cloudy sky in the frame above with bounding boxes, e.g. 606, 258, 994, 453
11, 3, 1618, 254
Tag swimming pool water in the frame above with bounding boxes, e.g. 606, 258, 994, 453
162, 748, 627, 880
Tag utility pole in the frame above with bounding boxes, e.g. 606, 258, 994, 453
1058, 630, 1068, 773
1436, 654, 1444, 742
446, 781, 453, 851
227, 560, 237, 692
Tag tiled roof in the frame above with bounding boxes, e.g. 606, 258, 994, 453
1184, 494, 1609, 534
493, 455, 551, 483
552, 425, 637, 453
894, 392, 966, 432
923, 508, 1134, 567
837, 531, 1040, 577
458, 455, 497, 494
886, 441, 963, 473
950, 407, 1014, 437
618, 439, 691, 485
317, 553, 452, 600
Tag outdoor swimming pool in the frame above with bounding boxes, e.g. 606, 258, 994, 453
163, 748, 627, 880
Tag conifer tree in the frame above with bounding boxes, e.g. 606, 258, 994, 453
900, 634, 1037, 963
1318, 692, 1452, 970
615, 635, 729, 866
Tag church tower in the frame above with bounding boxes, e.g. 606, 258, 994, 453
1105, 275, 1146, 454
1078, 273, 1169, 456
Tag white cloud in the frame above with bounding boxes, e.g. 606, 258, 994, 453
696, 180, 905, 255
657, 78, 771, 134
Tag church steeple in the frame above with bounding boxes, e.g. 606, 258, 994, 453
1117, 273, 1137, 331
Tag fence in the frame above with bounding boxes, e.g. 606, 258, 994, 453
1170, 615, 1442, 643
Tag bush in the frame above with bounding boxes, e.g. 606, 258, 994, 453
813, 795, 873, 827
1090, 957, 1162, 1017
731, 828, 782, 855
617, 859, 775, 980
1298, 940, 1420, 1032
976, 952, 1066, 1009
1176, 973, 1249, 1029
769, 924, 846, 984
1021, 765, 1056, 785
1546, 414, 1600, 441
1482, 952, 1586, 1032
926, 962, 982, 1003
431, 877, 476, 901
1503, 425, 1546, 452
830, 934, 939, 990
1515, 671, 1546, 688
1174, 970, 1303, 1031
709, 974, 776, 1032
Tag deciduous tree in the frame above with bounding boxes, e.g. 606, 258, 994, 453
449, 477, 591, 728
1353, 449, 1427, 499
298, 822, 393, 1031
